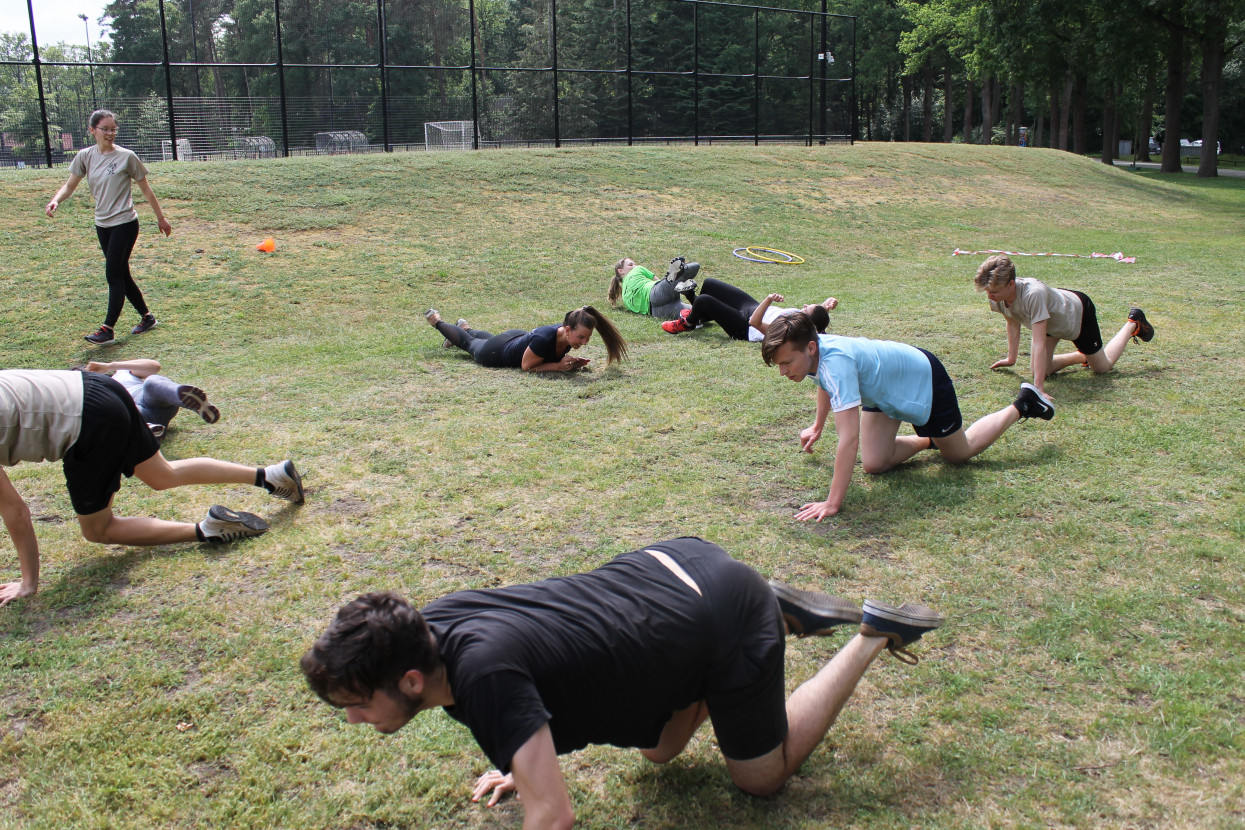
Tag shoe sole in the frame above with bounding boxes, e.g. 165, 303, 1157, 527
674, 280, 698, 293
1019, 383, 1055, 420
770, 580, 863, 634
178, 385, 220, 424
862, 600, 944, 628
84, 335, 116, 346
204, 505, 269, 540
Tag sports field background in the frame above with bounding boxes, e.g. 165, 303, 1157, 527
1, 143, 1243, 828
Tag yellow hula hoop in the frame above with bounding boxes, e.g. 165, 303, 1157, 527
744, 246, 805, 265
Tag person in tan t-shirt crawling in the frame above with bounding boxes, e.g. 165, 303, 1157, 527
974, 255, 1156, 396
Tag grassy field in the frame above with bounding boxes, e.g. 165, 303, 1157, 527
1, 142, 1243, 829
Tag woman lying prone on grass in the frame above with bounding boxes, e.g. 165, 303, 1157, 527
424, 306, 627, 372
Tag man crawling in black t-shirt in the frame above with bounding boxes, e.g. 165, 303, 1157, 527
301, 537, 944, 828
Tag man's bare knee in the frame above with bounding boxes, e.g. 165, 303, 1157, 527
730, 773, 785, 798
861, 459, 893, 475
640, 747, 680, 764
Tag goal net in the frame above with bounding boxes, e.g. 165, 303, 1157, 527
424, 120, 475, 151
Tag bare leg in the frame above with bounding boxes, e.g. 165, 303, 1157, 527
934, 403, 1021, 464
640, 700, 710, 763
1085, 320, 1138, 373
133, 452, 257, 491
724, 634, 889, 796
859, 411, 928, 474
77, 503, 198, 545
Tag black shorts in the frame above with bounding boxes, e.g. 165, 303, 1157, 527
63, 373, 160, 515
1066, 290, 1103, 356
862, 348, 963, 439
652, 537, 788, 762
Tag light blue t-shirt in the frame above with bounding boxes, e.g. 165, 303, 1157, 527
811, 334, 933, 426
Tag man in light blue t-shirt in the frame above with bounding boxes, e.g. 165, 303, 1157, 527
760, 312, 1055, 522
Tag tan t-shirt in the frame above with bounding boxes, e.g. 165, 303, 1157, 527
69, 145, 147, 227
989, 277, 1084, 341
0, 370, 85, 466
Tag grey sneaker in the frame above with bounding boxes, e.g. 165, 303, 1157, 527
84, 325, 116, 346
444, 318, 469, 349
665, 256, 687, 282
674, 261, 700, 293
147, 423, 166, 440
860, 600, 945, 664
769, 580, 862, 637
199, 505, 269, 543
177, 385, 220, 424
1013, 383, 1055, 421
263, 460, 304, 504
131, 313, 158, 335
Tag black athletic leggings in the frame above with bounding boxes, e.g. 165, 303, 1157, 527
437, 321, 527, 368
95, 219, 149, 327
686, 278, 760, 340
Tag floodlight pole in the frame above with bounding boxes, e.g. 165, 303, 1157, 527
79, 14, 98, 109
818, 0, 826, 143
273, 0, 290, 156
753, 9, 760, 146
27, 0, 53, 167
376, 0, 391, 151
469, 0, 479, 149
551, 0, 560, 147
156, 0, 179, 159
693, 4, 699, 146
625, 0, 632, 146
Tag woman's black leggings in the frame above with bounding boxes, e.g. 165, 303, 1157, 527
686, 278, 760, 340
436, 321, 527, 368
95, 219, 149, 328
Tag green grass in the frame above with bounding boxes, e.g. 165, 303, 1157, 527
1, 143, 1243, 829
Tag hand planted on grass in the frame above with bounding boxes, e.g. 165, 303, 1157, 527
989, 357, 1016, 370
0, 580, 36, 607
794, 500, 838, 522
472, 770, 518, 807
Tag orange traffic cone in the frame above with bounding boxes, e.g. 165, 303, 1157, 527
256, 237, 276, 252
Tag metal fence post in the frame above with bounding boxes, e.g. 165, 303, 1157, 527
850, 16, 856, 143
693, 3, 699, 146
626, 0, 632, 145
25, 0, 54, 168
377, 0, 391, 151
157, 0, 179, 159
753, 9, 759, 146
807, 13, 814, 146
819, 0, 826, 143
551, 0, 560, 147
469, 0, 480, 149
273, 0, 290, 156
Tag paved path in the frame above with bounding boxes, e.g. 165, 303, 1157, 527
1113, 160, 1245, 178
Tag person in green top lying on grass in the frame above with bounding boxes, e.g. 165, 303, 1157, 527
608, 256, 701, 321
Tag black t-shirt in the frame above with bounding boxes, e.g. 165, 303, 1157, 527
499, 324, 563, 367
422, 541, 741, 772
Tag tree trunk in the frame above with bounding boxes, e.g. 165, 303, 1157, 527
1138, 75, 1156, 162
980, 72, 993, 144
990, 76, 1003, 141
1072, 72, 1087, 155
1010, 82, 1024, 145
1049, 87, 1058, 148
1058, 73, 1072, 150
944, 65, 954, 141
1035, 112, 1043, 148
963, 77, 974, 140
1101, 83, 1117, 164
1161, 22, 1186, 173
1198, 20, 1226, 177
902, 75, 912, 141
1110, 81, 1123, 159
922, 63, 934, 141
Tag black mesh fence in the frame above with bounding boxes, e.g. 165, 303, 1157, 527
0, 0, 853, 167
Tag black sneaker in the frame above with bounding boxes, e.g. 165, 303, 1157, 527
177, 385, 220, 424
860, 600, 944, 664
198, 505, 269, 543
1128, 308, 1154, 343
1013, 383, 1055, 421
769, 580, 862, 637
131, 313, 158, 335
84, 325, 116, 346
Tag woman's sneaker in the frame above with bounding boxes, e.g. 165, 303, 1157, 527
1012, 383, 1055, 421
177, 385, 220, 424
769, 580, 862, 637
84, 325, 116, 346
131, 313, 158, 335
860, 600, 944, 664
263, 460, 305, 504
1128, 308, 1154, 343
198, 505, 269, 543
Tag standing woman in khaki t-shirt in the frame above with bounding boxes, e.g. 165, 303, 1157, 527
45, 109, 172, 346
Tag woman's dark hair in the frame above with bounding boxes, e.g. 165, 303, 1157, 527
761, 310, 818, 366
809, 305, 830, 333
564, 305, 628, 365
301, 591, 441, 706
89, 109, 118, 129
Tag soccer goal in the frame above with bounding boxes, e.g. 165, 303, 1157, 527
424, 120, 476, 151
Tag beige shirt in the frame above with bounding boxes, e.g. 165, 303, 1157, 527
0, 370, 85, 466
69, 145, 148, 227
989, 277, 1084, 341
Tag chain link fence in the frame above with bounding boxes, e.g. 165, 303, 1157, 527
1, 0, 854, 168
